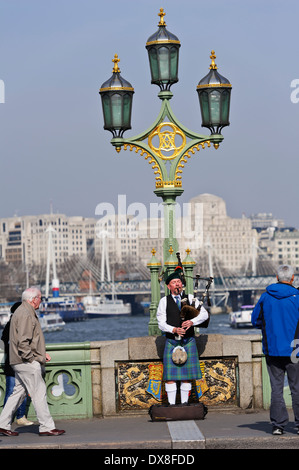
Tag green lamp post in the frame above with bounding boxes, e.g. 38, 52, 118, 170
99, 8, 232, 335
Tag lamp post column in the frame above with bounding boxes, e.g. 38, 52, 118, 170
154, 187, 184, 279
147, 249, 162, 335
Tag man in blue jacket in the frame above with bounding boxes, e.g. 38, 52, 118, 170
252, 264, 299, 435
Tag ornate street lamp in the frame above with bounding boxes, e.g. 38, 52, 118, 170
99, 8, 232, 334
197, 50, 232, 136
99, 54, 134, 138
145, 8, 180, 93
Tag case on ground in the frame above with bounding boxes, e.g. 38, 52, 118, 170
148, 402, 208, 422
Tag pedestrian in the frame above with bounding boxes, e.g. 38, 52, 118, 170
1, 301, 33, 426
251, 264, 299, 435
0, 286, 65, 437
156, 267, 209, 405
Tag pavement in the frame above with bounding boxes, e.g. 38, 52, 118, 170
1, 408, 299, 451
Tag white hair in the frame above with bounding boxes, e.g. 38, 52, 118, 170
22, 286, 41, 302
277, 265, 294, 282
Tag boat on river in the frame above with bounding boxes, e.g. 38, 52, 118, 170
82, 294, 131, 317
229, 305, 254, 328
39, 296, 86, 322
0, 303, 65, 333
38, 312, 65, 332
0, 304, 11, 328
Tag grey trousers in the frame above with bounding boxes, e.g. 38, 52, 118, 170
0, 361, 55, 432
266, 356, 299, 429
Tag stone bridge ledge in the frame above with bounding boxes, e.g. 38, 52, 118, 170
92, 334, 262, 416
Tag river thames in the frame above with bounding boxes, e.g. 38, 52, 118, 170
43, 313, 261, 344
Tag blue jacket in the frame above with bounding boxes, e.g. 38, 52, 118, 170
251, 283, 299, 356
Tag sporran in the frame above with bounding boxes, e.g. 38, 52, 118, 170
171, 345, 187, 365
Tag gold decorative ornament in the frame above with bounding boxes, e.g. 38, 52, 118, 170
158, 7, 166, 26
209, 50, 217, 70
112, 53, 121, 73
174, 141, 211, 183
122, 143, 164, 185
148, 122, 186, 160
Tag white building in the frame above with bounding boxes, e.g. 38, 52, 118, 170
138, 194, 257, 273
0, 214, 96, 267
94, 214, 139, 265
0, 194, 260, 275
273, 230, 299, 271
178, 194, 256, 273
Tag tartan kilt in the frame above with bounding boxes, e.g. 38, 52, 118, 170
163, 337, 202, 381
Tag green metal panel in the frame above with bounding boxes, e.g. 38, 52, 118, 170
262, 356, 292, 409
0, 342, 93, 420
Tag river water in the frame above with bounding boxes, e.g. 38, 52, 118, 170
43, 313, 261, 344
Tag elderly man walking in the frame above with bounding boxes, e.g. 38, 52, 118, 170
252, 265, 299, 435
0, 286, 65, 437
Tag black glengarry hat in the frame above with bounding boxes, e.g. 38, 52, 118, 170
165, 266, 184, 285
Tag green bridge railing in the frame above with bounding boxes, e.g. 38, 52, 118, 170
0, 342, 93, 420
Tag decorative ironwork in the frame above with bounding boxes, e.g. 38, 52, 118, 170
148, 122, 186, 160
0, 342, 93, 420
117, 359, 237, 411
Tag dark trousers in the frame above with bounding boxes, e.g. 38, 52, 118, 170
266, 356, 299, 429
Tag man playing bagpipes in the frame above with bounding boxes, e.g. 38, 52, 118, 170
156, 264, 210, 406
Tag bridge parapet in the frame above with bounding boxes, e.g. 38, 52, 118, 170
0, 335, 264, 419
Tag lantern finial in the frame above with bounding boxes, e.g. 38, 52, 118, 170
209, 50, 217, 70
112, 54, 121, 73
158, 8, 166, 26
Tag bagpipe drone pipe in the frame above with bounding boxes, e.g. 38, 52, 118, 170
176, 252, 213, 329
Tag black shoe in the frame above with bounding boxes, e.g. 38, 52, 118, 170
272, 426, 284, 435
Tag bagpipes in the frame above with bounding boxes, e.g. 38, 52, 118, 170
175, 251, 187, 286
171, 259, 213, 364
176, 251, 213, 329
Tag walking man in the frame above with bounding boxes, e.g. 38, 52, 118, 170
0, 286, 65, 437
251, 265, 299, 435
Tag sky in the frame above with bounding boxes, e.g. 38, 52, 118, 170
1, 0, 299, 228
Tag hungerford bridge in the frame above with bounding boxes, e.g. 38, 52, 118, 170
43, 274, 299, 309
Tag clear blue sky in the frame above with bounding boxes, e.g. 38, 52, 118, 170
1, 0, 299, 227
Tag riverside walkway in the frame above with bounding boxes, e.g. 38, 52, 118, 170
1, 409, 299, 450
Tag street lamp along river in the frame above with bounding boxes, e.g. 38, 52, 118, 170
99, 8, 232, 334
